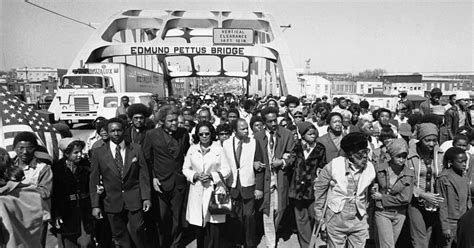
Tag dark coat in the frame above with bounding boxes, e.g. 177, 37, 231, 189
52, 158, 94, 235
254, 127, 295, 220
457, 207, 474, 248
444, 105, 472, 140
435, 169, 472, 233
142, 127, 190, 191
89, 141, 151, 213
374, 161, 415, 211
124, 126, 148, 145
288, 141, 326, 200
316, 133, 344, 164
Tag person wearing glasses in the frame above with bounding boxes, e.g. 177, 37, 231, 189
313, 132, 376, 248
216, 123, 232, 145
221, 118, 258, 248
407, 123, 444, 248
182, 121, 228, 248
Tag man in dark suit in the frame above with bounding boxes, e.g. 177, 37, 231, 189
317, 112, 345, 164
254, 107, 296, 248
221, 118, 257, 248
124, 103, 152, 145
142, 105, 190, 248
90, 117, 151, 248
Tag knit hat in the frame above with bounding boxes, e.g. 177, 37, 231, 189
416, 123, 438, 141
341, 133, 368, 153
398, 123, 412, 137
297, 121, 315, 136
386, 138, 408, 157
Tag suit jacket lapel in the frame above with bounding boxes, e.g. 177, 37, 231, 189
122, 143, 133, 178
104, 145, 121, 178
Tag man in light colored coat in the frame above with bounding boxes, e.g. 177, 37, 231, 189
313, 132, 376, 248
221, 118, 258, 248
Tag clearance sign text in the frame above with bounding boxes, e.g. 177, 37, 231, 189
130, 46, 245, 56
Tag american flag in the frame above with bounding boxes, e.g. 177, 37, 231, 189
0, 88, 60, 160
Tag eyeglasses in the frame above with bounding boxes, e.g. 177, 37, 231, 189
199, 132, 210, 137
294, 115, 304, 119
353, 148, 370, 158
219, 132, 230, 136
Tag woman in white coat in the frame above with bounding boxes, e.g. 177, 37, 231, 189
182, 121, 230, 248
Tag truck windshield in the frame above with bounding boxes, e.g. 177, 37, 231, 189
60, 76, 104, 89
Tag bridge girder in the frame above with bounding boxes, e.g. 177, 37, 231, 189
68, 10, 301, 96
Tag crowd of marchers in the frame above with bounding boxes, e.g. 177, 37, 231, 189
1, 88, 474, 248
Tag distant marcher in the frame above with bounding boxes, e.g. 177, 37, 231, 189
115, 96, 130, 117
445, 91, 472, 140
419, 88, 442, 116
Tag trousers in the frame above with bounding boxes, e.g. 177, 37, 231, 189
293, 199, 315, 248
325, 208, 368, 248
408, 202, 438, 248
374, 210, 406, 248
107, 209, 146, 248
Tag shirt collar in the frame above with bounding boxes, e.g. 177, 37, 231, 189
15, 157, 38, 170
110, 140, 125, 151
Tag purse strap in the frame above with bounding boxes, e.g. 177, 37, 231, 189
216, 172, 230, 194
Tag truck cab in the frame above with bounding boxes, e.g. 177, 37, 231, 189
48, 69, 116, 126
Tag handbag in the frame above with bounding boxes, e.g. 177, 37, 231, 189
208, 172, 232, 215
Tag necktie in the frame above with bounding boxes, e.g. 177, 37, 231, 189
236, 139, 243, 168
115, 144, 123, 177
269, 131, 275, 151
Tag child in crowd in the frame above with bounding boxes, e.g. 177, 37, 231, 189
436, 147, 472, 247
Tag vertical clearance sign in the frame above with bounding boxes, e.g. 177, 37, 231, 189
213, 28, 255, 46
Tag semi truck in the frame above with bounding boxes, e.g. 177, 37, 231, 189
48, 62, 165, 126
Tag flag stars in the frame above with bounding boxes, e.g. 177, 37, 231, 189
10, 113, 15, 118
3, 110, 8, 114
5, 119, 10, 124
18, 118, 24, 122
2, 101, 7, 104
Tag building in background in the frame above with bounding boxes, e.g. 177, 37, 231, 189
298, 75, 331, 100
16, 67, 59, 82
381, 74, 426, 96
356, 81, 383, 95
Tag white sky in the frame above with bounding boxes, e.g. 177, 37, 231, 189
0, 0, 473, 73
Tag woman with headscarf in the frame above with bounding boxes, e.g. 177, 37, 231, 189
372, 138, 414, 248
406, 123, 445, 248
52, 138, 94, 247
182, 121, 229, 247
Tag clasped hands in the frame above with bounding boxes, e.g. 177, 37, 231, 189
193, 172, 212, 183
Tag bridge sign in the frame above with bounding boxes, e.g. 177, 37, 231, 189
213, 28, 254, 46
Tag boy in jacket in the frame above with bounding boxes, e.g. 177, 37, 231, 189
435, 147, 471, 247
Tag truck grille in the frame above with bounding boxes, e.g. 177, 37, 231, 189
74, 97, 90, 112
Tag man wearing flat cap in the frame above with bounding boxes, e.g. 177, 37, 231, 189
124, 103, 152, 145
313, 132, 376, 247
